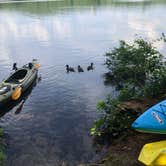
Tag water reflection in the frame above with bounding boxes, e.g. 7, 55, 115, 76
0, 0, 166, 13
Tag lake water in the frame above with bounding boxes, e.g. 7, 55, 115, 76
0, 0, 166, 165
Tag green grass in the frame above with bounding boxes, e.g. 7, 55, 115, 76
0, 128, 5, 165
0, 150, 5, 164
0, 128, 4, 138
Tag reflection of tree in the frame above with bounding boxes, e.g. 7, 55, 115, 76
0, 75, 41, 117
103, 72, 123, 91
0, 0, 165, 16
70, 0, 74, 6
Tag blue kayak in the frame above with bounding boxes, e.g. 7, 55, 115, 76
132, 100, 166, 134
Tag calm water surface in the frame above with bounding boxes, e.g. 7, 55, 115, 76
0, 0, 166, 165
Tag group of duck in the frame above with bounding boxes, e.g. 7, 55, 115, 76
132, 100, 166, 166
66, 63, 94, 73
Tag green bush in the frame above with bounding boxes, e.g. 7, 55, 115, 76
0, 150, 5, 164
0, 128, 5, 164
0, 128, 4, 138
144, 67, 166, 97
91, 96, 120, 137
91, 96, 137, 138
105, 36, 166, 98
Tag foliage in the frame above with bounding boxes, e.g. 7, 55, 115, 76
0, 128, 4, 138
0, 128, 5, 164
91, 35, 166, 140
91, 96, 136, 138
105, 38, 166, 89
0, 150, 5, 163
144, 67, 166, 97
105, 35, 166, 99
91, 96, 120, 137
118, 82, 143, 101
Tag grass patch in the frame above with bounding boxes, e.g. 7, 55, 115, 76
0, 128, 5, 165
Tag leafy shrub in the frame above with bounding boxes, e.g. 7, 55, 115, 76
0, 128, 5, 164
0, 128, 4, 138
144, 67, 166, 97
105, 37, 166, 98
91, 96, 136, 138
0, 150, 5, 164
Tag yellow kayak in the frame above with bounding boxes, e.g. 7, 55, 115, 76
138, 140, 166, 166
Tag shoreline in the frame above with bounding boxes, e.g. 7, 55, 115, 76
88, 97, 166, 166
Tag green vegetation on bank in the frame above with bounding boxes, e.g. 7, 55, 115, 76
0, 128, 5, 165
91, 34, 166, 139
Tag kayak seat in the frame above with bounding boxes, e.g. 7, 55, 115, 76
5, 69, 28, 84
18, 78, 25, 83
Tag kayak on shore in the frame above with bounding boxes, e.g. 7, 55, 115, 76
132, 100, 166, 134
138, 140, 166, 166
0, 59, 40, 106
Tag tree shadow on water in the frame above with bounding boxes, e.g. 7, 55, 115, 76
103, 72, 123, 91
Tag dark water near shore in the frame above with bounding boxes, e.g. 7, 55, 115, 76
0, 0, 166, 165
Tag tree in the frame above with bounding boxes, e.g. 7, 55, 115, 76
105, 37, 166, 99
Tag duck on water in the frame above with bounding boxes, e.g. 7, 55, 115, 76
66, 63, 94, 73
0, 59, 40, 106
66, 65, 75, 72
87, 63, 94, 71
77, 65, 84, 72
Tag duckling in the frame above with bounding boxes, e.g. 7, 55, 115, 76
77, 65, 84, 72
87, 63, 94, 71
66, 65, 75, 72
12, 63, 18, 71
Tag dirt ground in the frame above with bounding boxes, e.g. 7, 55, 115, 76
95, 132, 166, 166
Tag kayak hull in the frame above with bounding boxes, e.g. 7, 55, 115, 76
138, 140, 166, 166
132, 100, 166, 134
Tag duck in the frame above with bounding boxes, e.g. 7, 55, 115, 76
87, 63, 94, 71
77, 65, 84, 72
66, 65, 75, 72
12, 63, 18, 71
